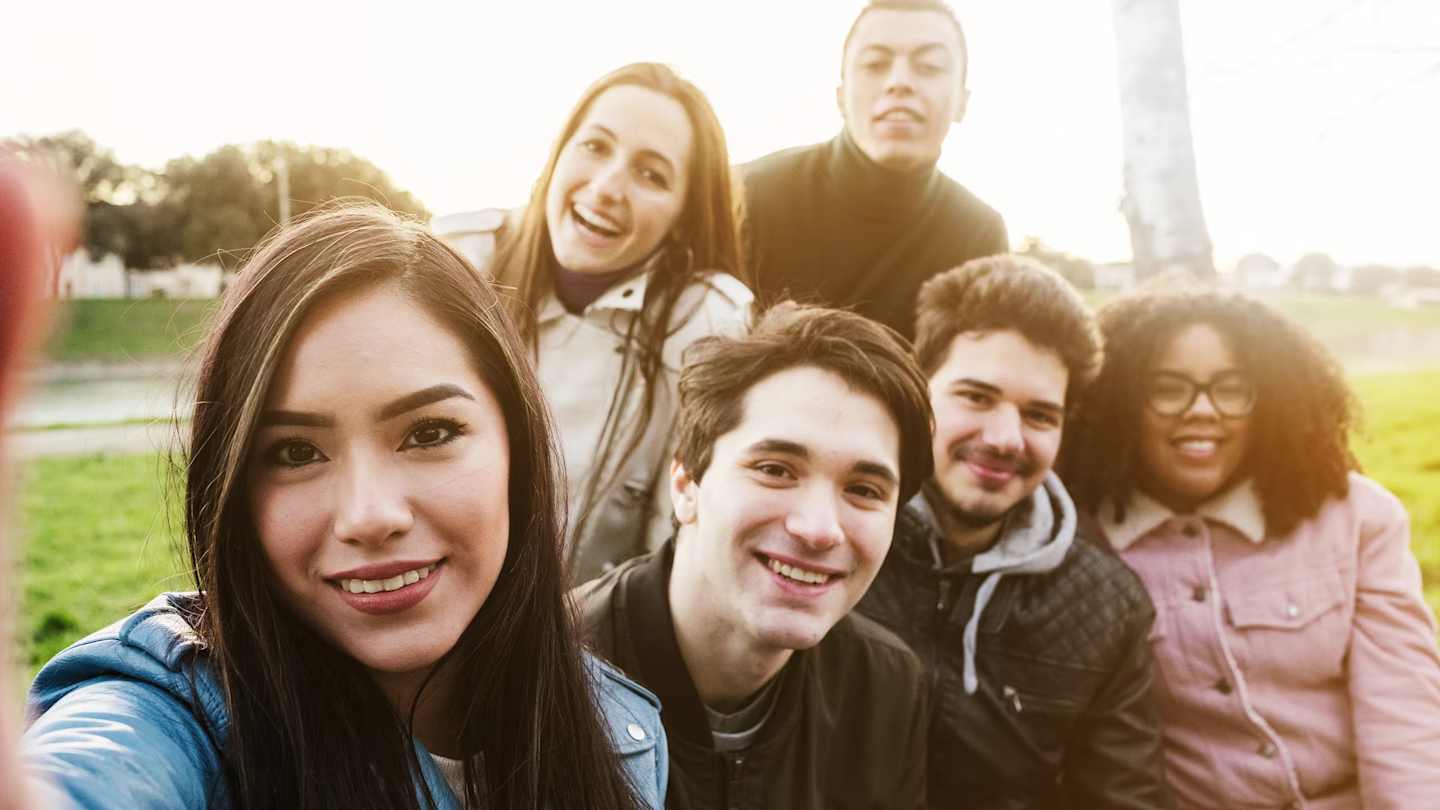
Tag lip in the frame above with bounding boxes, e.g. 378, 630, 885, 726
333, 561, 444, 616
965, 460, 1018, 486
873, 106, 925, 124
328, 558, 442, 581
567, 203, 624, 246
756, 552, 843, 599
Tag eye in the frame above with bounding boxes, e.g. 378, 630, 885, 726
637, 165, 670, 190
861, 59, 890, 74
957, 389, 993, 407
1025, 410, 1063, 429
846, 482, 887, 502
577, 138, 609, 157
265, 439, 327, 469
400, 418, 467, 451
753, 461, 795, 481
915, 61, 946, 77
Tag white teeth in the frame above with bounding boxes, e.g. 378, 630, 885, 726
768, 558, 831, 586
1176, 439, 1217, 456
572, 203, 621, 236
339, 564, 436, 595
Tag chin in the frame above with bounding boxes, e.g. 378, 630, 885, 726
752, 616, 833, 652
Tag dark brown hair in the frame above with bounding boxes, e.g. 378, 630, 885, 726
674, 302, 934, 505
184, 202, 639, 809
913, 254, 1100, 406
842, 0, 969, 86
1062, 287, 1358, 536
489, 61, 743, 549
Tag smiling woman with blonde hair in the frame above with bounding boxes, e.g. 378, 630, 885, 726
21, 203, 666, 810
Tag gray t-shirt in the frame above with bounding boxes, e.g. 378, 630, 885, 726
704, 671, 784, 753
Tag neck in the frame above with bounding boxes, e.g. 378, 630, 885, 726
668, 541, 792, 712
937, 509, 1005, 561
371, 661, 463, 758
829, 130, 938, 217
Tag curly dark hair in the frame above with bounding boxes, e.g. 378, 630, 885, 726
913, 254, 1100, 407
1061, 287, 1358, 537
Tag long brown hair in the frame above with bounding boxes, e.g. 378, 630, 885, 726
183, 202, 640, 809
1062, 287, 1357, 537
489, 62, 743, 555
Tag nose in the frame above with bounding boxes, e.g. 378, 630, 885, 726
784, 484, 845, 552
980, 405, 1024, 456
1184, 389, 1221, 419
588, 157, 628, 204
883, 59, 916, 95
330, 452, 413, 546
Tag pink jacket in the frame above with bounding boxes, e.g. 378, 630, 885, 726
1100, 473, 1440, 809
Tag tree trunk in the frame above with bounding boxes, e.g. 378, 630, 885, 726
1112, 0, 1215, 279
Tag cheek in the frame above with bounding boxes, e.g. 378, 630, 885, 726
635, 192, 684, 240
250, 480, 329, 583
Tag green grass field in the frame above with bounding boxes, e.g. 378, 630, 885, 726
43, 299, 215, 362
11, 370, 1440, 680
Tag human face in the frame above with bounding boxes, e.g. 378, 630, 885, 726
929, 331, 1067, 528
247, 282, 510, 683
838, 8, 968, 171
544, 84, 693, 274
670, 366, 901, 653
1137, 322, 1253, 511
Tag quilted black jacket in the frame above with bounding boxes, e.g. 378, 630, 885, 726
857, 502, 1173, 810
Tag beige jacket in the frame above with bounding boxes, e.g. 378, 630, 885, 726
434, 210, 752, 583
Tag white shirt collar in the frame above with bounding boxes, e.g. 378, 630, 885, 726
1100, 480, 1266, 551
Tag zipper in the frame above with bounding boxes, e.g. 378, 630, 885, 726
1003, 685, 1024, 713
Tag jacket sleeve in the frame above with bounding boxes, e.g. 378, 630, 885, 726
1346, 484, 1440, 809
23, 678, 222, 810
1062, 609, 1174, 810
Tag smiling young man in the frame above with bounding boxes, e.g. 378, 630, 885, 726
856, 256, 1173, 809
573, 303, 934, 810
741, 0, 1007, 339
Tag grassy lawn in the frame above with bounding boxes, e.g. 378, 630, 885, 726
14, 454, 189, 674
43, 299, 215, 362
10, 371, 1440, 681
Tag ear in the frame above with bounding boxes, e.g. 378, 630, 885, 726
835, 83, 846, 120
952, 87, 970, 125
670, 458, 699, 526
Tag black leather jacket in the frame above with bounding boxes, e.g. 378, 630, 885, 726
574, 540, 930, 810
857, 501, 1173, 810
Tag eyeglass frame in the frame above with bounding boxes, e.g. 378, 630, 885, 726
1144, 370, 1257, 418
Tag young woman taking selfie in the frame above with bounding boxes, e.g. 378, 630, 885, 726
437, 62, 751, 584
21, 205, 666, 810
1064, 287, 1440, 809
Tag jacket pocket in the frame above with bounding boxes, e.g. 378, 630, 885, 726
1225, 566, 1349, 682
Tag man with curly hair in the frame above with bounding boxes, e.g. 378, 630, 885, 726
857, 255, 1172, 809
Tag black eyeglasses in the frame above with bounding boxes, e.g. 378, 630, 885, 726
1145, 371, 1256, 418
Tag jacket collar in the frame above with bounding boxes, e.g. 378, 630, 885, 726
1101, 480, 1266, 551
620, 539, 806, 752
537, 252, 661, 324
902, 472, 1076, 577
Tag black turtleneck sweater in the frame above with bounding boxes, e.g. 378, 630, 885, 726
741, 132, 1008, 339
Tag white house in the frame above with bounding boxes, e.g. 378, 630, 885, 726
56, 251, 128, 299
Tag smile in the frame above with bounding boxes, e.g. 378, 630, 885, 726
875, 108, 924, 123
1172, 437, 1221, 460
758, 553, 840, 589
570, 202, 622, 238
337, 562, 438, 594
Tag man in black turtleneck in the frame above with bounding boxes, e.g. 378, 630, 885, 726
742, 0, 1007, 340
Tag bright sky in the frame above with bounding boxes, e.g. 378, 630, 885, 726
5, 0, 1438, 269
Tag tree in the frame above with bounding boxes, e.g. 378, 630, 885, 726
1112, 0, 1215, 279
1016, 236, 1097, 290
1292, 253, 1341, 292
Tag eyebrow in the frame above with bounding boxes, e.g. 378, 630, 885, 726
857, 43, 951, 60
584, 123, 678, 175
746, 438, 900, 486
953, 378, 1064, 415
256, 384, 476, 428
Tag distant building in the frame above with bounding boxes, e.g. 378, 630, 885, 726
1232, 253, 1289, 289
129, 263, 226, 299
56, 251, 127, 299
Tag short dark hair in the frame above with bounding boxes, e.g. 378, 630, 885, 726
841, 0, 969, 86
674, 302, 934, 505
913, 254, 1100, 406
1062, 287, 1357, 537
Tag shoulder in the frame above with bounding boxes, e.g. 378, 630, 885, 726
29, 593, 222, 722
740, 141, 826, 191
821, 612, 926, 687
583, 652, 667, 806
660, 271, 754, 369
933, 172, 1005, 226
430, 207, 514, 272
1058, 534, 1154, 615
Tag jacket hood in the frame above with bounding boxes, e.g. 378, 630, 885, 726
908, 473, 1078, 694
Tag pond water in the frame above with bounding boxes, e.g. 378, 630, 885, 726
13, 374, 191, 429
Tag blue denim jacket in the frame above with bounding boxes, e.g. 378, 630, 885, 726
22, 593, 667, 809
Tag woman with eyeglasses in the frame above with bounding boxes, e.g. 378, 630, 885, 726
1062, 287, 1440, 809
